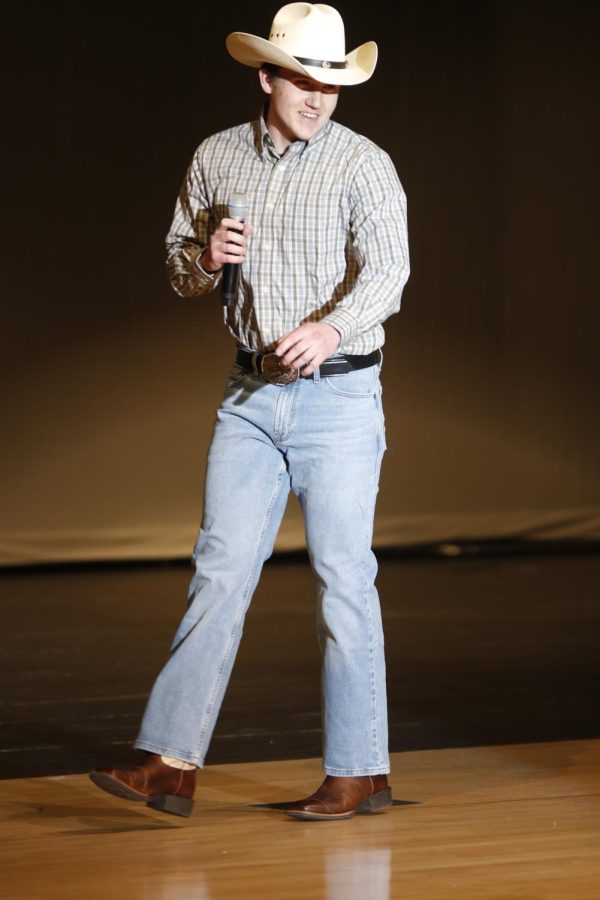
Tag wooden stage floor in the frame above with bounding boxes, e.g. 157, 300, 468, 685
1, 739, 599, 898
1, 549, 599, 895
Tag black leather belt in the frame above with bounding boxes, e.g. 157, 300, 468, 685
235, 348, 381, 386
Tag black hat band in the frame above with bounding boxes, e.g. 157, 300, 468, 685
293, 55, 348, 70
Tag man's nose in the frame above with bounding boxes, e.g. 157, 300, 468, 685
306, 91, 322, 108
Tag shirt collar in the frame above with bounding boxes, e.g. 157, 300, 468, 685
253, 114, 333, 162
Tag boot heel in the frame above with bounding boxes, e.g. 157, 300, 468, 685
147, 794, 194, 818
356, 787, 393, 813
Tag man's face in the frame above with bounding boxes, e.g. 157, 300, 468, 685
259, 66, 340, 150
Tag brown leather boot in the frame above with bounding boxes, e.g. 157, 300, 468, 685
89, 753, 195, 817
283, 774, 392, 820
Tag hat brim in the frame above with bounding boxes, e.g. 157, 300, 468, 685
226, 32, 378, 86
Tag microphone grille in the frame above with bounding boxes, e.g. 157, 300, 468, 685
229, 192, 249, 215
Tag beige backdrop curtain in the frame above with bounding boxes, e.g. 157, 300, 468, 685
2, 1, 599, 565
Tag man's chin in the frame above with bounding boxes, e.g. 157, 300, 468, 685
296, 119, 323, 140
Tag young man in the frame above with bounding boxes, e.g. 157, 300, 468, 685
90, 2, 409, 821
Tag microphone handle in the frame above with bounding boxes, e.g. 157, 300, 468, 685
221, 223, 244, 306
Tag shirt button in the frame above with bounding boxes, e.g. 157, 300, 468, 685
263, 243, 272, 251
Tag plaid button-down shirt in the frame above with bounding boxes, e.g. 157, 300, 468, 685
166, 117, 409, 354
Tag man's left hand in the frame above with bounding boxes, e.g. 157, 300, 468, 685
275, 322, 341, 377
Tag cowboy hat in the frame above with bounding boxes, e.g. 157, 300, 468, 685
226, 3, 378, 86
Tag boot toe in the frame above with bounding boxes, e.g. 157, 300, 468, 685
89, 769, 148, 802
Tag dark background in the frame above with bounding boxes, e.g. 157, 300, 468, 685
2, 0, 599, 565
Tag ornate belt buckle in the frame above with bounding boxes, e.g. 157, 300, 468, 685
260, 352, 300, 385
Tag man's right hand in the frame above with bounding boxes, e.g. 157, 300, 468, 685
200, 218, 253, 274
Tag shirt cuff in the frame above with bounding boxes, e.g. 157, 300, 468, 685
322, 308, 360, 346
193, 249, 221, 288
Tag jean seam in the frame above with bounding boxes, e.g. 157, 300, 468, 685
362, 477, 382, 770
134, 740, 202, 766
365, 390, 386, 769
324, 765, 391, 776
193, 462, 288, 762
275, 381, 299, 445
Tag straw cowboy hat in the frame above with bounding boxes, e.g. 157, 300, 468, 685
226, 3, 378, 86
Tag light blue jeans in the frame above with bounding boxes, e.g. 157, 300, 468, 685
135, 358, 389, 776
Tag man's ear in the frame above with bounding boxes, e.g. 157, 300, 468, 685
258, 67, 273, 95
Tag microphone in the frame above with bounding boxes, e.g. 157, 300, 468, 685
221, 192, 249, 305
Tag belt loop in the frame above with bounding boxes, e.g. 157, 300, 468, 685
312, 365, 321, 383
251, 351, 259, 375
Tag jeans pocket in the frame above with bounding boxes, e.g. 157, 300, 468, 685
323, 366, 379, 398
